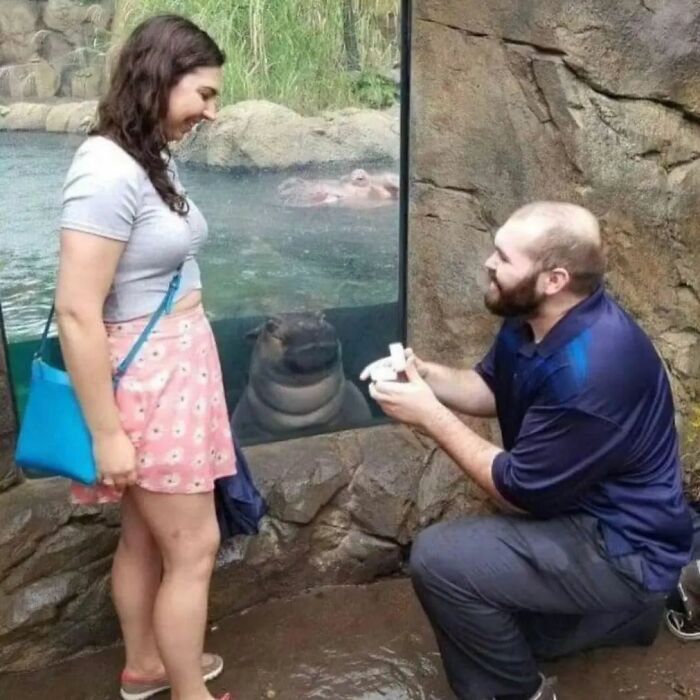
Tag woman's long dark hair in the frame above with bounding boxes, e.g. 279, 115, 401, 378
92, 15, 225, 214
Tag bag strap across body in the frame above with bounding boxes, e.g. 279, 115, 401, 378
37, 267, 183, 390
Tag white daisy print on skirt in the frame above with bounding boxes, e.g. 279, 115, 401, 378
146, 423, 166, 441
193, 425, 206, 445
175, 390, 191, 412
138, 452, 155, 469
178, 334, 193, 351
147, 343, 167, 362
166, 447, 185, 465
163, 473, 182, 489
149, 370, 170, 391
186, 477, 206, 493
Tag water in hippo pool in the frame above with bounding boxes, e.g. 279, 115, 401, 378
0, 131, 400, 343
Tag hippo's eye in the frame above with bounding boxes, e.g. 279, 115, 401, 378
265, 318, 281, 335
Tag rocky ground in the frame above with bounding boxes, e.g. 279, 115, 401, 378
0, 577, 698, 700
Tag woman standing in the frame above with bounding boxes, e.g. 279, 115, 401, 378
56, 15, 235, 700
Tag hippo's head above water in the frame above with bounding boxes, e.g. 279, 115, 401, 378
349, 169, 371, 187
246, 312, 341, 382
277, 169, 399, 208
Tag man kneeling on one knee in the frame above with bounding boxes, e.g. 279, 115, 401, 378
365, 202, 692, 700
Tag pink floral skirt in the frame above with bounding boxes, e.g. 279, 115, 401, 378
71, 304, 236, 504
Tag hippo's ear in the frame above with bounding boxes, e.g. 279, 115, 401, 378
265, 317, 283, 334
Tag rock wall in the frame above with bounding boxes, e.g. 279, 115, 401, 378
2, 0, 700, 675
409, 0, 700, 486
0, 424, 490, 671
0, 328, 19, 492
0, 0, 113, 101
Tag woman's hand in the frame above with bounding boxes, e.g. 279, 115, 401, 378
93, 430, 137, 490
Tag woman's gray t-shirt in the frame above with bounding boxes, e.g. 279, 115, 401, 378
60, 135, 208, 322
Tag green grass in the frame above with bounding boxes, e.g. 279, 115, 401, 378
113, 0, 400, 114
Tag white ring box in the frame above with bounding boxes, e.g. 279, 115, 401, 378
389, 343, 407, 372
368, 342, 406, 382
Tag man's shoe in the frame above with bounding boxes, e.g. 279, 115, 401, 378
665, 560, 700, 642
678, 560, 700, 621
120, 653, 224, 700
666, 609, 700, 641
530, 673, 558, 700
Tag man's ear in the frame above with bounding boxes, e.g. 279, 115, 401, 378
546, 267, 571, 295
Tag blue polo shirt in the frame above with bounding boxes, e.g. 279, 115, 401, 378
476, 285, 692, 592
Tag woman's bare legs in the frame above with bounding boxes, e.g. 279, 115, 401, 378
112, 488, 165, 677
131, 486, 220, 700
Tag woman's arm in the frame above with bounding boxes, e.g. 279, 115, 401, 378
55, 230, 136, 489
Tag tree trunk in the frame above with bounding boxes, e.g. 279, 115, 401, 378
342, 0, 361, 72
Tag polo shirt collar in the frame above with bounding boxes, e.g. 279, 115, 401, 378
516, 285, 606, 358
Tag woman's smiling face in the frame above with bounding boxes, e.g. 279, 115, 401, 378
163, 66, 222, 141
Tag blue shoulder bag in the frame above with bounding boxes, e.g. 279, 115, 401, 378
14, 270, 182, 485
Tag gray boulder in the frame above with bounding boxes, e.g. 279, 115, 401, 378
0, 101, 51, 130
175, 100, 400, 170
45, 99, 96, 132
0, 0, 41, 65
42, 0, 113, 48
0, 59, 59, 99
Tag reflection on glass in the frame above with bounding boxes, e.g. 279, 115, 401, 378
0, 0, 405, 447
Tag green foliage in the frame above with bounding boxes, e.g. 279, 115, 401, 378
113, 0, 400, 114
351, 70, 397, 109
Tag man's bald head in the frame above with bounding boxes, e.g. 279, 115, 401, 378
503, 201, 605, 296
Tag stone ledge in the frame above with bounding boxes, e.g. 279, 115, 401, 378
0, 423, 479, 672
0, 433, 20, 493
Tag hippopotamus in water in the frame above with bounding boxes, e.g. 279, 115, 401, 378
230, 312, 372, 441
277, 169, 399, 209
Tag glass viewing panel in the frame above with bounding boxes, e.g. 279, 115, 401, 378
0, 0, 407, 448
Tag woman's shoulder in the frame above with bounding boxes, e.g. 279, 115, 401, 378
70, 135, 147, 184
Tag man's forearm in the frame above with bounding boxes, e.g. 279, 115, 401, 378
423, 403, 519, 512
424, 364, 497, 417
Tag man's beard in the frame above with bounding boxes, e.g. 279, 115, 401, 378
484, 270, 544, 318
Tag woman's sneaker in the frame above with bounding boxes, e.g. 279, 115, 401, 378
120, 653, 224, 700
